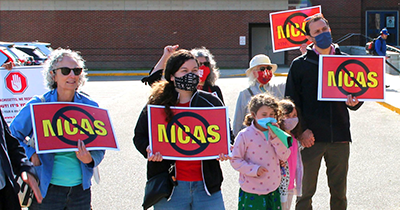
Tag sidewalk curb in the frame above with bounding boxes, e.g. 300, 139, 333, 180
377, 102, 400, 115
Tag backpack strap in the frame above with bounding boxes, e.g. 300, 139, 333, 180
247, 87, 254, 96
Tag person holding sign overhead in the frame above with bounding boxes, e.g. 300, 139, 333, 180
233, 54, 286, 136
10, 48, 105, 210
284, 13, 362, 210
133, 49, 230, 209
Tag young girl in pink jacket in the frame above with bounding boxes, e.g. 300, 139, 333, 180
230, 93, 291, 210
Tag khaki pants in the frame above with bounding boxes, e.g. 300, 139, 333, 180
295, 142, 350, 210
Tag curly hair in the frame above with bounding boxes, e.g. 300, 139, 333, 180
42, 48, 87, 90
243, 93, 281, 126
190, 47, 219, 86
148, 49, 197, 122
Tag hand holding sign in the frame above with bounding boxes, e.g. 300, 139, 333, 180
146, 146, 163, 162
75, 140, 93, 164
346, 94, 360, 107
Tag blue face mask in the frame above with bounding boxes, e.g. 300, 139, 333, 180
256, 117, 277, 129
313, 31, 332, 49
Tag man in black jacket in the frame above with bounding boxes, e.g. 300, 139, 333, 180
285, 14, 362, 210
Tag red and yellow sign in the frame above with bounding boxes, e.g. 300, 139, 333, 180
269, 6, 321, 52
148, 105, 230, 160
31, 103, 119, 154
318, 55, 385, 101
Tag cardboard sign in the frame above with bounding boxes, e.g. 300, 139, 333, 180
31, 102, 119, 154
0, 66, 47, 125
318, 55, 385, 101
148, 105, 231, 160
270, 6, 321, 53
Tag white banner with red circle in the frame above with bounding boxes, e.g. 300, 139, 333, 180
1, 66, 47, 124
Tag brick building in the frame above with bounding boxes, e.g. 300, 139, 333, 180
0, 0, 398, 69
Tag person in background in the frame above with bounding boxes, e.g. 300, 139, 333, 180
142, 45, 224, 102
278, 99, 303, 210
134, 49, 230, 209
10, 48, 105, 210
374, 28, 389, 57
230, 93, 290, 210
233, 54, 286, 136
285, 13, 362, 210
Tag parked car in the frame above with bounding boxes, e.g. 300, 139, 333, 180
0, 42, 35, 66
14, 41, 53, 56
0, 46, 21, 66
15, 45, 48, 65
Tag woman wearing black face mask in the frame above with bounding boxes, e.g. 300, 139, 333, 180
133, 50, 230, 210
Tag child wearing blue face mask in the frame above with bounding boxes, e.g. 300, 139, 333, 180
230, 93, 291, 210
278, 99, 304, 210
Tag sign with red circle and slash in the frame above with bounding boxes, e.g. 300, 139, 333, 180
269, 5, 321, 53
318, 55, 386, 101
148, 105, 231, 160
31, 102, 119, 154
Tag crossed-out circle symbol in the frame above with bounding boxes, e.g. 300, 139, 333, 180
166, 112, 210, 155
52, 106, 98, 146
282, 12, 308, 44
335, 59, 370, 96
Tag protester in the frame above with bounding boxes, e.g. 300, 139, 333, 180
133, 49, 230, 209
142, 45, 224, 102
230, 93, 290, 210
278, 99, 303, 210
285, 13, 362, 210
233, 54, 285, 136
10, 48, 105, 209
374, 28, 389, 57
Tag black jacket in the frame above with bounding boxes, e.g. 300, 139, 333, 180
133, 90, 225, 195
285, 44, 362, 143
0, 110, 38, 194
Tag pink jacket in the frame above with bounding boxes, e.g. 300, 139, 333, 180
230, 122, 291, 195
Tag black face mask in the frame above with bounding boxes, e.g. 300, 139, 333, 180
174, 72, 200, 91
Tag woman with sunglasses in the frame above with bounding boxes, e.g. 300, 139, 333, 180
10, 48, 105, 210
134, 49, 230, 209
232, 54, 286, 136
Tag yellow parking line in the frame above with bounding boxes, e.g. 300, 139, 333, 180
377, 102, 400, 115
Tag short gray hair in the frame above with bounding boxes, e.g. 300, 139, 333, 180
190, 47, 220, 86
42, 48, 88, 90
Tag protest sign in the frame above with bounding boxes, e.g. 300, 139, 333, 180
318, 55, 385, 101
148, 105, 230, 160
31, 102, 119, 154
1, 66, 47, 124
270, 5, 321, 52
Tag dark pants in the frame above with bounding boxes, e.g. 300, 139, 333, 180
0, 180, 20, 210
29, 184, 91, 210
296, 142, 349, 210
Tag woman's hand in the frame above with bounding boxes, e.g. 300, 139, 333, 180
257, 166, 268, 176
1, 61, 15, 70
146, 146, 163, 162
216, 153, 231, 161
21, 171, 43, 204
30, 153, 41, 166
346, 94, 359, 107
75, 140, 93, 164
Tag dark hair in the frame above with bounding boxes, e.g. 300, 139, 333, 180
243, 93, 280, 126
278, 99, 302, 138
148, 50, 198, 122
305, 16, 329, 36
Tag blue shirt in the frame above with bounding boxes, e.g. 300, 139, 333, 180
10, 89, 105, 198
375, 36, 387, 56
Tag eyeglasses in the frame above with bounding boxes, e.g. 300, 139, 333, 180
259, 66, 272, 71
304, 13, 324, 23
53, 67, 83, 76
199, 61, 210, 66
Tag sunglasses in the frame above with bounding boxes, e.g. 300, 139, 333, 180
259, 66, 273, 71
199, 61, 210, 66
304, 13, 324, 23
53, 67, 83, 76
